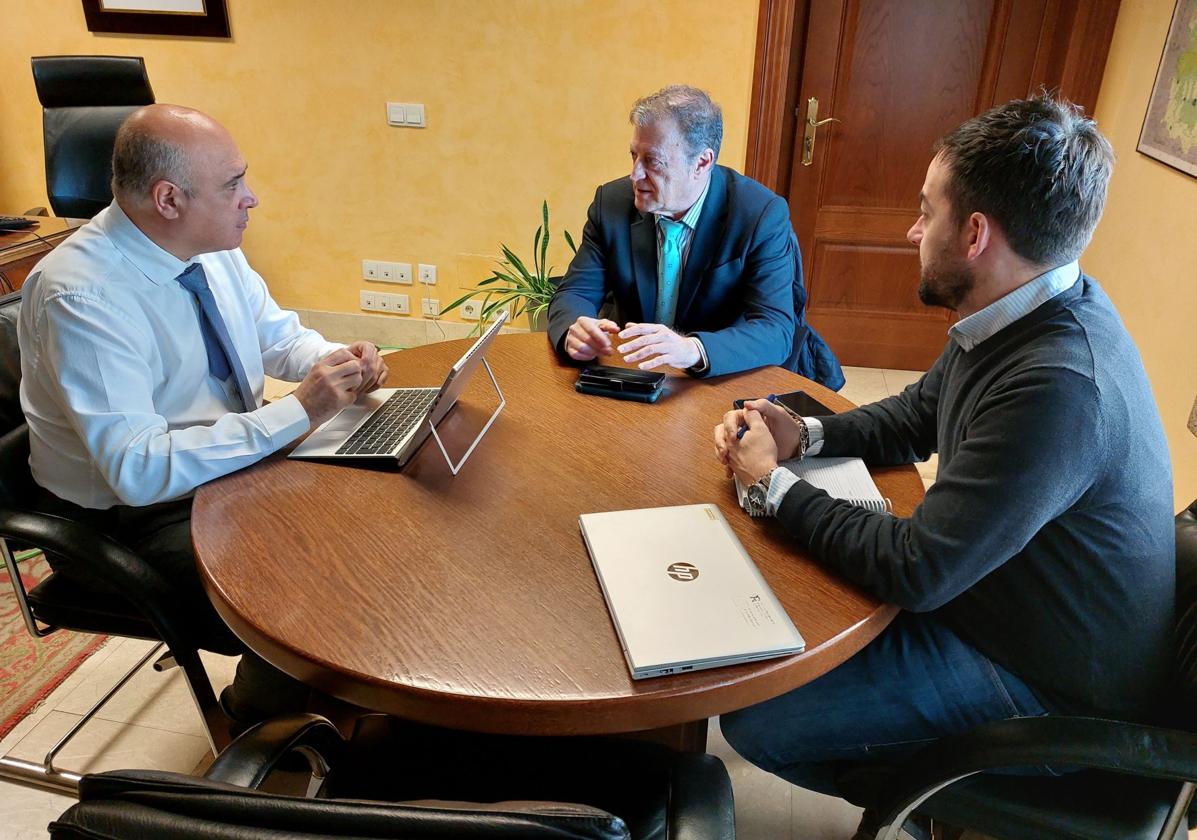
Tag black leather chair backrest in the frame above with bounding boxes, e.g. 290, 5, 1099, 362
32, 56, 154, 220
1174, 499, 1197, 717
0, 290, 23, 436
51, 769, 629, 840
0, 290, 33, 513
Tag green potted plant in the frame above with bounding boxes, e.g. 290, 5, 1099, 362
443, 200, 576, 333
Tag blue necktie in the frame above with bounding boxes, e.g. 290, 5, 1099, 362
655, 217, 687, 326
176, 263, 255, 412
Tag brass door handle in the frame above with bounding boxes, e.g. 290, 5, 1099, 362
801, 97, 840, 166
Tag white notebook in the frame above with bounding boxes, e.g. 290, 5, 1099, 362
737, 457, 892, 514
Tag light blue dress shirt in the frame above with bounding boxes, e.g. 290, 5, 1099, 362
653, 179, 709, 326
18, 202, 343, 509
764, 261, 1081, 513
653, 181, 711, 369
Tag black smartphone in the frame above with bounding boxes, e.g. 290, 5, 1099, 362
733, 389, 833, 416
576, 365, 666, 403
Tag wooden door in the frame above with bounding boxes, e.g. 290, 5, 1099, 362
747, 0, 1120, 370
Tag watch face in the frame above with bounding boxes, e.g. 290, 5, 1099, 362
747, 483, 767, 513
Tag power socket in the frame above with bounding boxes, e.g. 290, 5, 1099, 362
421, 298, 440, 317
359, 290, 380, 311
361, 259, 382, 281
418, 263, 437, 285
375, 261, 414, 284
459, 298, 483, 320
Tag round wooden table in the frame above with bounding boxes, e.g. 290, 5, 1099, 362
193, 333, 922, 736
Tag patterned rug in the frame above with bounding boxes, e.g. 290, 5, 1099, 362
1, 552, 107, 740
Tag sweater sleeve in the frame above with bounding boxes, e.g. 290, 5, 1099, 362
816, 350, 945, 465
776, 365, 1103, 612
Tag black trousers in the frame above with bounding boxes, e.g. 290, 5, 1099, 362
33, 488, 308, 721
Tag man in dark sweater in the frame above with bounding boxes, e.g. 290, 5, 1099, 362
713, 96, 1174, 832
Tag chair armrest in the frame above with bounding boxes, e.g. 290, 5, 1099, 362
206, 713, 344, 790
0, 507, 190, 649
877, 715, 1197, 823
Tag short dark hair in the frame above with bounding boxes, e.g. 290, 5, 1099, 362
630, 85, 723, 161
111, 112, 195, 201
932, 95, 1114, 267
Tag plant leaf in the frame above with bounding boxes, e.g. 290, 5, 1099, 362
532, 226, 542, 279
501, 244, 533, 280
564, 229, 577, 255
540, 200, 550, 282
442, 291, 475, 313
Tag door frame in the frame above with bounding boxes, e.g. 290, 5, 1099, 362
744, 0, 1123, 199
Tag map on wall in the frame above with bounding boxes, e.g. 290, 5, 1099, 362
1139, 0, 1197, 177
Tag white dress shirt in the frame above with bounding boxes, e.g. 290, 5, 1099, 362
18, 202, 342, 509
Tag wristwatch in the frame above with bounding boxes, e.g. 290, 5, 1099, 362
745, 468, 776, 518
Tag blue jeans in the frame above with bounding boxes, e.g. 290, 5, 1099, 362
719, 610, 1051, 801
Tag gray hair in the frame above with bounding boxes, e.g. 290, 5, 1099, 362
630, 85, 723, 161
111, 115, 195, 201
932, 94, 1114, 267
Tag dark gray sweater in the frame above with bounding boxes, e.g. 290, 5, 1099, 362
777, 276, 1174, 719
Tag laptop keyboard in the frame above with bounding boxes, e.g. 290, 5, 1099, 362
334, 388, 440, 456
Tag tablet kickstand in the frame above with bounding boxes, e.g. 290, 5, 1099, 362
428, 356, 505, 476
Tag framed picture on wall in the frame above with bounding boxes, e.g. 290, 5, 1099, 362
1138, 0, 1197, 177
81, 0, 230, 38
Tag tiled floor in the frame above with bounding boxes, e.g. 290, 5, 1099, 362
0, 367, 938, 839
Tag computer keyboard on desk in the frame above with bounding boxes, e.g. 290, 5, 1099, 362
335, 388, 440, 455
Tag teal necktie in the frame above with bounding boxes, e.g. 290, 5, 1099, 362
655, 217, 687, 326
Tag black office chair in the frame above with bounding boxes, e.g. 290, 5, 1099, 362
49, 713, 737, 839
0, 289, 229, 793
856, 500, 1197, 840
31, 55, 154, 220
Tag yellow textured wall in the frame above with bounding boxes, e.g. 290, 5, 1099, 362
1088, 0, 1197, 510
0, 0, 759, 315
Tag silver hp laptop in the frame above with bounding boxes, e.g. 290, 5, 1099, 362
579, 504, 804, 680
290, 311, 507, 472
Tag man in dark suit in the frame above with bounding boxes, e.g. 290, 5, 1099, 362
548, 85, 840, 383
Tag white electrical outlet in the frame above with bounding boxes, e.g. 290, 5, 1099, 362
359, 290, 379, 311
392, 293, 410, 315
418, 263, 437, 285
459, 298, 483, 320
386, 102, 426, 128
485, 304, 509, 323
361, 259, 381, 281
377, 293, 395, 312
374, 262, 414, 284
421, 298, 440, 316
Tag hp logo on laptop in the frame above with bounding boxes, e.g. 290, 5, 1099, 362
666, 562, 699, 582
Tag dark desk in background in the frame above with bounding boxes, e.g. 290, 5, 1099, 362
0, 216, 84, 293
193, 333, 924, 746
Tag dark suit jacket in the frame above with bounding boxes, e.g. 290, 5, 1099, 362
548, 166, 803, 378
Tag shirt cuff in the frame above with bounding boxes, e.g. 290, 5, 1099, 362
257, 393, 313, 448
686, 336, 709, 374
766, 467, 801, 516
804, 416, 825, 456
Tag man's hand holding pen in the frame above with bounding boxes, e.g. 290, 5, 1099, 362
715, 394, 809, 484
